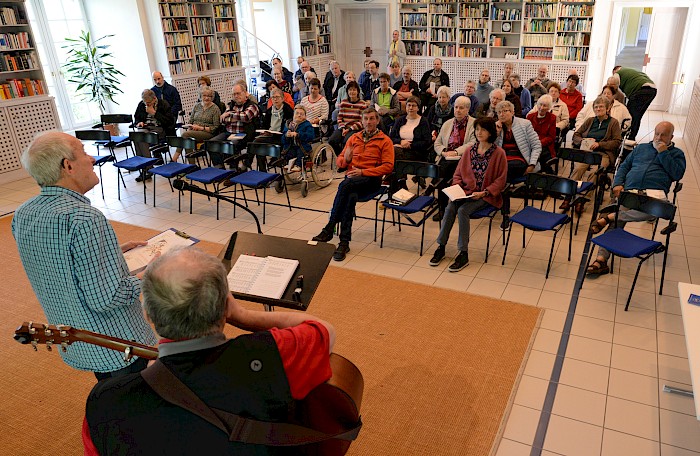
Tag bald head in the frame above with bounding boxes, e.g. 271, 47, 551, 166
152, 71, 165, 87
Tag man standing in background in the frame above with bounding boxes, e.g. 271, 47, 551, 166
151, 71, 182, 120
613, 66, 656, 141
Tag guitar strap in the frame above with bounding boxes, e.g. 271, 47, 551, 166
141, 360, 362, 446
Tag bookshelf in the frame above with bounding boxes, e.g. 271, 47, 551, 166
158, 0, 241, 76
398, 0, 595, 62
297, 0, 331, 57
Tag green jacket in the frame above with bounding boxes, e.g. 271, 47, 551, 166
616, 68, 653, 98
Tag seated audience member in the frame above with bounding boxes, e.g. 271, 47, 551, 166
393, 65, 419, 112
299, 77, 329, 131
196, 75, 223, 111
426, 86, 454, 141
265, 79, 294, 109
333, 71, 363, 121
357, 59, 371, 91
496, 62, 514, 89
607, 74, 626, 104
371, 73, 400, 133
388, 29, 407, 68
449, 80, 480, 117
272, 67, 293, 95
323, 61, 346, 107
13, 131, 156, 379
312, 108, 394, 261
587, 121, 685, 276
419, 58, 450, 113
329, 81, 366, 154
210, 80, 260, 166
134, 89, 175, 167
526, 65, 551, 103
568, 68, 586, 96
474, 68, 493, 106
271, 56, 294, 84
390, 96, 431, 161
495, 100, 542, 225
389, 61, 403, 87
545, 82, 570, 131
151, 71, 182, 120
84, 248, 335, 454
255, 88, 293, 145
281, 105, 315, 171
575, 85, 631, 131
429, 117, 507, 272
501, 79, 523, 118
510, 74, 532, 117
433, 96, 476, 220
171, 88, 221, 163
570, 96, 622, 181
560, 74, 584, 129
293, 59, 315, 103
298, 70, 316, 101
526, 94, 557, 174
294, 56, 315, 82
360, 60, 380, 101
475, 89, 505, 120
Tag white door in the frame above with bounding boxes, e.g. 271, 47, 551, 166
638, 13, 651, 41
341, 9, 387, 75
643, 7, 687, 111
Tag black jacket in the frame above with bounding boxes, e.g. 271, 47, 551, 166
389, 115, 432, 155
419, 70, 450, 93
134, 98, 176, 137
261, 103, 294, 131
323, 70, 346, 103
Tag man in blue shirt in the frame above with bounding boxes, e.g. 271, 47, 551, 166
151, 71, 182, 120
587, 121, 686, 275
12, 131, 157, 379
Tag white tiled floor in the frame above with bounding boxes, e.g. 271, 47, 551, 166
2, 110, 699, 455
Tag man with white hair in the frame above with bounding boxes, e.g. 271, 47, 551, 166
526, 65, 551, 103
475, 88, 505, 119
607, 74, 626, 104
293, 59, 314, 103
12, 131, 156, 379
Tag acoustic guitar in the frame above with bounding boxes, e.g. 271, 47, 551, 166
14, 321, 363, 455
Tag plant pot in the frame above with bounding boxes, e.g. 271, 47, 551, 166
104, 123, 119, 136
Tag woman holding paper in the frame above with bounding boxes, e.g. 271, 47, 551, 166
429, 117, 507, 272
570, 96, 622, 182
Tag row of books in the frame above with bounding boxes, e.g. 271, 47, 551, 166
217, 37, 238, 53
0, 32, 31, 51
403, 30, 428, 40
164, 32, 190, 47
0, 78, 46, 99
459, 30, 487, 44
557, 18, 592, 32
215, 19, 236, 32
522, 33, 555, 46
429, 44, 456, 57
168, 60, 194, 75
318, 44, 331, 54
523, 18, 556, 33
459, 18, 487, 29
458, 46, 486, 58
159, 3, 187, 16
0, 52, 37, 72
0, 6, 27, 26
431, 29, 456, 41
195, 55, 212, 71
194, 36, 215, 54
162, 18, 188, 32
559, 4, 594, 17
166, 46, 192, 60
300, 42, 316, 56
556, 32, 590, 46
524, 3, 556, 19
406, 42, 427, 56
429, 4, 457, 14
190, 18, 214, 35
402, 14, 428, 27
213, 5, 234, 17
522, 47, 553, 60
317, 35, 330, 45
431, 15, 455, 27
314, 3, 329, 12
491, 8, 521, 20
459, 4, 488, 18
553, 46, 589, 61
220, 54, 239, 68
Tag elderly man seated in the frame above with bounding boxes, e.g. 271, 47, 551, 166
312, 108, 394, 261
587, 121, 685, 275
210, 80, 260, 167
450, 80, 480, 117
475, 89, 505, 120
525, 65, 551, 104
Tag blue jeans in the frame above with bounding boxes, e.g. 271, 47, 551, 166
436, 198, 488, 252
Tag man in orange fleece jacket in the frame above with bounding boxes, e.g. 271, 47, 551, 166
313, 108, 394, 261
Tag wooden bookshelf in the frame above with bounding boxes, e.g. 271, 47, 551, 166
297, 0, 331, 58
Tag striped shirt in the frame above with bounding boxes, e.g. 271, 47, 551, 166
338, 99, 367, 130
300, 95, 329, 124
12, 186, 157, 372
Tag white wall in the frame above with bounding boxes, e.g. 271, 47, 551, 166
252, 0, 292, 65
83, 0, 153, 115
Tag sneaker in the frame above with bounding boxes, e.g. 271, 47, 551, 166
333, 242, 350, 261
448, 251, 469, 272
135, 172, 152, 182
429, 245, 445, 266
312, 229, 333, 242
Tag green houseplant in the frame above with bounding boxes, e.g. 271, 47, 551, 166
62, 30, 124, 115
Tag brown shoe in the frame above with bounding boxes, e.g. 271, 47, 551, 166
559, 200, 571, 210
574, 202, 585, 215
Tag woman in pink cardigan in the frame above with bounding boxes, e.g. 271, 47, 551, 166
429, 117, 508, 272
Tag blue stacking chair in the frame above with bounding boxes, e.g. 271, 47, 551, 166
226, 142, 291, 224
502, 173, 577, 278
582, 191, 677, 311
558, 148, 606, 234
113, 158, 161, 204
183, 141, 237, 219
129, 130, 171, 163
470, 203, 500, 263
149, 137, 200, 211
380, 161, 439, 256
100, 114, 136, 158
75, 129, 124, 199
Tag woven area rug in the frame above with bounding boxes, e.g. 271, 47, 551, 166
0, 217, 542, 455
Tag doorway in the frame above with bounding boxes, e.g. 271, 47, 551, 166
339, 8, 388, 75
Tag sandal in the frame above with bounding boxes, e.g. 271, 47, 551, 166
586, 260, 609, 276
589, 216, 610, 234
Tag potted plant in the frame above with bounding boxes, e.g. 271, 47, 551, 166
62, 30, 124, 131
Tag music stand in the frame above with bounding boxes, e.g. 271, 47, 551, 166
219, 231, 336, 311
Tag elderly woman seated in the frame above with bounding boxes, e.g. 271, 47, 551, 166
389, 96, 431, 162
171, 88, 221, 163
575, 84, 631, 131
526, 94, 557, 174
428, 117, 507, 272
426, 85, 454, 141
196, 75, 223, 112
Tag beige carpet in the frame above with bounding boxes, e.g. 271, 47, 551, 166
0, 217, 542, 455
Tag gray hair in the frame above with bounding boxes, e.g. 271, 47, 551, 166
344, 71, 355, 81
201, 88, 215, 98
233, 79, 247, 93
607, 74, 620, 86
142, 248, 229, 340
490, 89, 505, 101
304, 71, 316, 80
402, 65, 412, 74
537, 94, 553, 108
496, 100, 515, 113
141, 89, 156, 101
453, 95, 471, 110
270, 88, 284, 98
436, 85, 451, 97
21, 131, 77, 187
593, 96, 611, 109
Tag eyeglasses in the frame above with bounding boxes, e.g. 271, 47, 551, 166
497, 109, 513, 114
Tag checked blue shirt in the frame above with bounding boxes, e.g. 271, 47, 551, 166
12, 186, 157, 373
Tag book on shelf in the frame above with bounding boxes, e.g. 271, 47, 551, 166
123, 228, 200, 274
227, 255, 299, 300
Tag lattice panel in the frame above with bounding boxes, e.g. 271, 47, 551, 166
0, 108, 19, 173
7, 99, 60, 155
307, 54, 335, 85
405, 58, 586, 95
173, 68, 246, 117
686, 80, 700, 162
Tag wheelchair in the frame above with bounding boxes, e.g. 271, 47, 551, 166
276, 137, 338, 197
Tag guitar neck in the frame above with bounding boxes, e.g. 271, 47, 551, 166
73, 330, 159, 360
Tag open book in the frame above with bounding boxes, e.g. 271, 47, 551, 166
227, 255, 299, 300
123, 228, 199, 274
442, 184, 475, 202
256, 129, 283, 135
389, 188, 417, 206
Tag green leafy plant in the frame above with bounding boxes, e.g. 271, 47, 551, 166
62, 31, 124, 114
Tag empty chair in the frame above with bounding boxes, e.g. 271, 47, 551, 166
75, 129, 123, 198
128, 130, 170, 162
149, 137, 200, 210
557, 147, 606, 234
100, 114, 136, 158
183, 141, 237, 219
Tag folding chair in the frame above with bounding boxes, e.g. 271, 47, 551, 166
357, 184, 389, 242
149, 137, 200, 210
112, 155, 161, 203
470, 204, 500, 263
380, 160, 439, 256
128, 131, 171, 163
75, 129, 124, 198
582, 191, 677, 311
558, 148, 606, 234
226, 143, 291, 224
183, 141, 237, 219
502, 173, 577, 278
100, 114, 136, 158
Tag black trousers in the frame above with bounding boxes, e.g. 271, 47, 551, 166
328, 175, 382, 242
626, 86, 657, 141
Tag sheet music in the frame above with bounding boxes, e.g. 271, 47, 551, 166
123, 229, 198, 273
227, 255, 299, 300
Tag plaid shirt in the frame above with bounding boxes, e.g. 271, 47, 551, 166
12, 187, 157, 372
